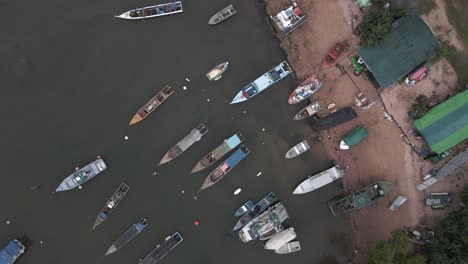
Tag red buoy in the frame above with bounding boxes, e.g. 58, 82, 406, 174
194, 220, 200, 226
97, 155, 101, 159
75, 166, 80, 171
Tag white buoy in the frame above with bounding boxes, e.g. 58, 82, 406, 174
243, 110, 247, 114
193, 196, 198, 200
6, 221, 10, 224
262, 128, 265, 131
234, 188, 242, 195
183, 86, 187, 90
124, 136, 128, 140
257, 172, 262, 177
40, 241, 43, 244
181, 190, 185, 193
78, 186, 83, 189
207, 98, 210, 102
185, 78, 190, 82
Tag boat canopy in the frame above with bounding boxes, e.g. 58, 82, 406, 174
340, 125, 368, 149
226, 135, 242, 148
225, 148, 248, 167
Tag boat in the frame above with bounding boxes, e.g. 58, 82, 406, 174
285, 140, 310, 159
293, 165, 345, 194
230, 61, 292, 104
293, 100, 322, 120
0, 239, 25, 264
238, 203, 289, 242
287, 75, 323, 104
270, 1, 307, 36
208, 4, 236, 25
259, 225, 283, 240
311, 107, 357, 131
206, 62, 229, 81
115, 1, 183, 20
139, 232, 183, 264
274, 241, 301, 254
199, 145, 250, 191
93, 183, 130, 229
129, 85, 174, 125
389, 195, 408, 211
56, 157, 107, 192
234, 201, 254, 217
264, 227, 296, 250
426, 193, 452, 210
322, 42, 346, 67
340, 125, 368, 150
405, 65, 428, 86
404, 228, 434, 245
106, 218, 148, 256
159, 124, 209, 165
329, 181, 394, 216
191, 132, 244, 173
232, 192, 277, 231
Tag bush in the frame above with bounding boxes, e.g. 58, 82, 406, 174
359, 7, 409, 47
429, 44, 449, 64
368, 230, 426, 264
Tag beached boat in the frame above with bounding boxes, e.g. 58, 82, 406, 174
115, 1, 183, 20
234, 201, 254, 217
259, 225, 283, 240
340, 125, 368, 150
238, 203, 289, 242
274, 241, 301, 254
139, 232, 183, 264
264, 227, 296, 250
56, 157, 107, 192
0, 239, 25, 264
230, 61, 291, 104
293, 165, 345, 194
93, 183, 130, 229
285, 140, 310, 159
106, 218, 148, 256
206, 62, 229, 81
322, 42, 346, 67
191, 132, 244, 173
159, 124, 208, 165
199, 145, 250, 191
293, 100, 322, 120
405, 65, 428, 85
129, 85, 174, 125
232, 192, 277, 231
311, 107, 357, 131
288, 75, 323, 104
329, 181, 394, 216
208, 4, 236, 25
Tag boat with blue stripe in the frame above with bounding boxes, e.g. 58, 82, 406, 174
106, 218, 148, 255
0, 239, 25, 264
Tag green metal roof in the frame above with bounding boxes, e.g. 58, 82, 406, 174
414, 90, 468, 154
358, 12, 439, 87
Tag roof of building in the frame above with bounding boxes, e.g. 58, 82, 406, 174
414, 90, 468, 154
358, 12, 439, 87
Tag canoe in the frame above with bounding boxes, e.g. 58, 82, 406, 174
206, 62, 229, 81
129, 85, 174, 125
293, 165, 345, 194
115, 1, 183, 20
339, 125, 368, 150
234, 201, 254, 217
285, 140, 310, 159
93, 183, 130, 229
105, 218, 148, 256
208, 4, 236, 25
322, 42, 346, 67
288, 74, 323, 104
293, 100, 322, 120
56, 157, 107, 192
274, 241, 301, 254
159, 124, 208, 165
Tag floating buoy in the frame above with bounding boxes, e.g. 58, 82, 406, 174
97, 155, 101, 159
207, 98, 211, 102
257, 172, 262, 177
185, 78, 190, 82
75, 166, 80, 171
6, 221, 10, 225
78, 186, 83, 189
234, 188, 242, 195
124, 136, 128, 140
194, 220, 200, 226
183, 86, 187, 90
181, 190, 185, 194
262, 128, 266, 132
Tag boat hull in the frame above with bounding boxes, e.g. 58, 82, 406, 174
105, 218, 147, 255
232, 192, 277, 231
206, 62, 229, 81
159, 124, 208, 165
285, 140, 310, 159
293, 100, 322, 120
274, 241, 301, 254
93, 183, 130, 229
129, 85, 174, 125
208, 4, 236, 25
234, 201, 254, 217
293, 165, 345, 194
288, 75, 323, 104
116, 2, 183, 20
139, 232, 183, 264
56, 158, 107, 192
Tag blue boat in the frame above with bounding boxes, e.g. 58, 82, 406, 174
199, 145, 250, 191
139, 232, 183, 264
106, 218, 148, 255
0, 240, 25, 264
56, 157, 107, 192
232, 192, 277, 231
234, 201, 254, 217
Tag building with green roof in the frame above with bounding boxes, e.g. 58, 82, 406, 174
358, 12, 439, 88
414, 90, 468, 154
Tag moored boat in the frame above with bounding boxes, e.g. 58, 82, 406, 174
293, 100, 322, 120
264, 227, 296, 250
274, 241, 301, 254
0, 239, 25, 264
115, 1, 183, 20
322, 42, 346, 67
139, 232, 183, 264
230, 61, 291, 104
56, 157, 107, 192
129, 85, 174, 125
259, 224, 283, 240
232, 192, 277, 231
106, 218, 148, 256
206, 62, 229, 81
208, 4, 236, 25
199, 145, 250, 191
234, 200, 254, 217
93, 183, 130, 229
293, 165, 345, 194
191, 132, 244, 173
288, 75, 323, 104
285, 140, 310, 159
238, 203, 289, 242
159, 124, 209, 165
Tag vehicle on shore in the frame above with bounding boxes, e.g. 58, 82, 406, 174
159, 124, 208, 165
293, 101, 322, 120
285, 140, 310, 159
322, 42, 346, 67
293, 165, 345, 194
129, 85, 174, 125
208, 5, 236, 25
106, 218, 148, 255
115, 1, 183, 20
234, 201, 254, 217
139, 232, 183, 264
288, 75, 323, 104
232, 192, 277, 231
274, 241, 301, 254
0, 239, 25, 264
56, 157, 107, 192
206, 62, 229, 81
93, 183, 130, 229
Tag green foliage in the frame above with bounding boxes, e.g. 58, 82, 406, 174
368, 230, 426, 264
409, 95, 428, 119
369, 241, 395, 264
359, 7, 409, 47
429, 44, 449, 64
419, 0, 437, 15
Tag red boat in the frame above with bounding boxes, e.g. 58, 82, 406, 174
404, 66, 428, 86
322, 42, 346, 67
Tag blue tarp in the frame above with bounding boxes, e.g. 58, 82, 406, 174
226, 134, 241, 149
225, 147, 248, 167
0, 240, 24, 264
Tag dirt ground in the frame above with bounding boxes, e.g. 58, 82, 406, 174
265, 0, 467, 262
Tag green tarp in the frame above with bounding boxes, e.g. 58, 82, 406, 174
358, 12, 439, 87
356, 0, 372, 8
340, 125, 368, 149
414, 90, 468, 154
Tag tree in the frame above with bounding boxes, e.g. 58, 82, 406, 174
369, 241, 395, 264
368, 230, 427, 264
359, 7, 409, 47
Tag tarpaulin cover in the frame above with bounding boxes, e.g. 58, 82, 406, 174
342, 125, 368, 148
311, 107, 357, 131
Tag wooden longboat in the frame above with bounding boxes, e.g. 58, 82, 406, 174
129, 85, 174, 125
92, 183, 130, 229
293, 100, 322, 120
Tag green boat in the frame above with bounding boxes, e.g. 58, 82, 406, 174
340, 125, 368, 150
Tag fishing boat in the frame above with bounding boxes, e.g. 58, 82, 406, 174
264, 227, 296, 250
293, 100, 322, 120
93, 183, 130, 229
288, 75, 323, 104
199, 145, 250, 191
293, 165, 345, 194
274, 241, 301, 254
329, 181, 394, 216
191, 132, 244, 173
238, 203, 289, 242
259, 225, 283, 240
234, 201, 254, 217
285, 140, 310, 159
206, 62, 229, 81
208, 4, 236, 25
139, 232, 183, 264
232, 192, 277, 231
56, 157, 107, 192
159, 124, 208, 165
0, 239, 25, 264
311, 107, 357, 131
106, 218, 148, 256
322, 42, 346, 67
230, 61, 291, 104
115, 1, 183, 20
129, 85, 174, 125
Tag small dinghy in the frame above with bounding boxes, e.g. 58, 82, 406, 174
206, 62, 229, 81
274, 241, 301, 254
129, 85, 174, 125
208, 4, 236, 25
288, 74, 323, 104
293, 100, 322, 120
234, 201, 254, 217
285, 140, 310, 159
115, 1, 183, 20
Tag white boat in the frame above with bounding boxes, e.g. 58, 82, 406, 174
274, 241, 301, 254
56, 158, 107, 192
293, 100, 322, 120
264, 227, 296, 250
206, 62, 229, 81
115, 1, 183, 20
285, 140, 310, 159
208, 4, 236, 25
293, 165, 345, 194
